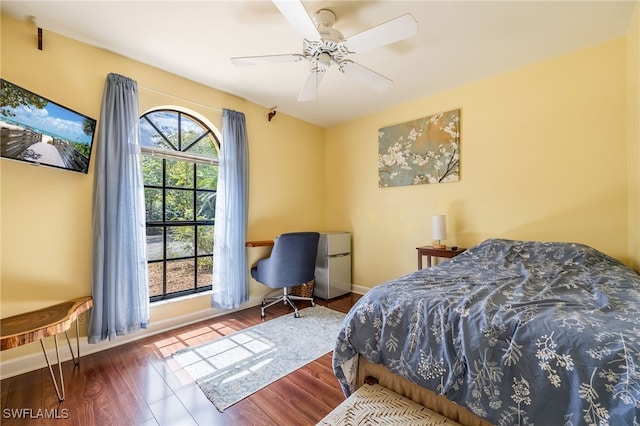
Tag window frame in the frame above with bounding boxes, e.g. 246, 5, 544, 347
139, 108, 220, 303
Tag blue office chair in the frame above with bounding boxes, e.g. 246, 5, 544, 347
251, 232, 320, 318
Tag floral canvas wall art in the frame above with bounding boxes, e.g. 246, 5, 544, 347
378, 109, 460, 187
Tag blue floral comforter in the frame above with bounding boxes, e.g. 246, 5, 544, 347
333, 239, 640, 425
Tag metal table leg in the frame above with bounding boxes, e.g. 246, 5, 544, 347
39, 319, 82, 401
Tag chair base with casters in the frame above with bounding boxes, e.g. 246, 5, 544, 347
261, 287, 315, 318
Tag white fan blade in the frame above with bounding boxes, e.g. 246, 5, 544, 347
231, 54, 304, 66
298, 68, 325, 102
339, 61, 392, 92
344, 14, 418, 53
272, 0, 321, 41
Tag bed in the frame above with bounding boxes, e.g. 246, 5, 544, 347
333, 239, 640, 425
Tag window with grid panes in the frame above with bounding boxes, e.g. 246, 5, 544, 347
139, 109, 220, 302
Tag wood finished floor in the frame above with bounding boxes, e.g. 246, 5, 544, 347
1, 294, 361, 426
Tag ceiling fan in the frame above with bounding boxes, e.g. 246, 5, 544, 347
231, 0, 418, 102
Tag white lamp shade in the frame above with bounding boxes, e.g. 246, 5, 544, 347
431, 215, 447, 241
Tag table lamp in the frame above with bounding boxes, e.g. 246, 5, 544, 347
431, 215, 447, 249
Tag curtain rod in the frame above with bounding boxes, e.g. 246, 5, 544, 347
139, 85, 222, 113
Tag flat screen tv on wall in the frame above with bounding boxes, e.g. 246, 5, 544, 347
0, 79, 96, 174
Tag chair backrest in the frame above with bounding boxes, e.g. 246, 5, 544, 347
251, 232, 320, 287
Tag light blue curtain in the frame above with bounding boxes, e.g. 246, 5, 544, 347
212, 109, 249, 308
89, 73, 149, 343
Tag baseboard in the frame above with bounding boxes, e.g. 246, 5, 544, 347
350, 284, 370, 295
0, 296, 264, 380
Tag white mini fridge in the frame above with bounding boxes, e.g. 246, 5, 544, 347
314, 232, 351, 299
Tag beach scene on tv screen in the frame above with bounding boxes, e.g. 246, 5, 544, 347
0, 80, 96, 173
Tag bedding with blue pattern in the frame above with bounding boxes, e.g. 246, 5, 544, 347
333, 239, 640, 425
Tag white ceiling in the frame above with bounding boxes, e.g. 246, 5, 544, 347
1, 1, 636, 128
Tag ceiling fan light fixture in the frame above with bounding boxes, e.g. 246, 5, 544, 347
318, 52, 331, 68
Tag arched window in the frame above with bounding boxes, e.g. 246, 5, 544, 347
139, 108, 220, 302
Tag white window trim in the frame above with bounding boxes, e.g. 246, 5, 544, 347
140, 146, 219, 166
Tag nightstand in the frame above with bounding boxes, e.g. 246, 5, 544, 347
416, 245, 466, 269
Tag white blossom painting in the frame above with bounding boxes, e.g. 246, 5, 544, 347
378, 109, 460, 187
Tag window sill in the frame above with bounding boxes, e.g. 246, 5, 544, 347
150, 290, 212, 307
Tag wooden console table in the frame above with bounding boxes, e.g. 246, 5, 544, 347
416, 246, 466, 269
0, 296, 93, 400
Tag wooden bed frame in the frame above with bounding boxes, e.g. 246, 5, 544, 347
356, 356, 493, 426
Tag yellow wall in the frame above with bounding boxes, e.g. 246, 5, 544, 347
629, 2, 640, 271
0, 14, 325, 365
2, 7, 639, 371
326, 37, 633, 286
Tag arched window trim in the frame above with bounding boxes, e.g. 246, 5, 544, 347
140, 105, 222, 160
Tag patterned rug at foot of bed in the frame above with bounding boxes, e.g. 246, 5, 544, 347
317, 383, 462, 426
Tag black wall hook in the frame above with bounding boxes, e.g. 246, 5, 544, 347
268, 106, 277, 122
